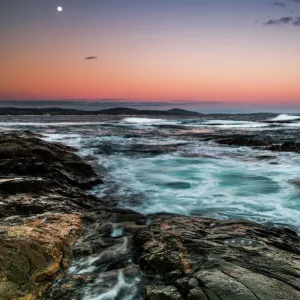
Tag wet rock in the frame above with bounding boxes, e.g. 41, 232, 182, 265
188, 278, 199, 289
46, 209, 147, 299
0, 133, 108, 219
0, 213, 82, 299
188, 288, 208, 300
124, 221, 146, 235
146, 285, 182, 300
217, 136, 269, 147
289, 179, 300, 188
255, 154, 276, 160
0, 132, 109, 299
214, 134, 300, 154
266, 141, 300, 153
0, 177, 52, 194
0, 131, 102, 189
3, 131, 300, 300
0, 132, 148, 300
135, 216, 300, 300
164, 269, 183, 282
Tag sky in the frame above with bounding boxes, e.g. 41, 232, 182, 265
0, 0, 300, 110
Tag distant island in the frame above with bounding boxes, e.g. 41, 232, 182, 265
0, 107, 281, 121
0, 107, 203, 116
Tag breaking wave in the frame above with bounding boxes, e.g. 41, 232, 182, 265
269, 114, 300, 122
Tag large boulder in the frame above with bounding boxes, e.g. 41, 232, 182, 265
0, 132, 102, 189
134, 216, 300, 300
0, 132, 106, 219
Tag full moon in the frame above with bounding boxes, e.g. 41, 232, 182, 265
57, 6, 63, 12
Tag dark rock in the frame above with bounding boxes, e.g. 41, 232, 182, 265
94, 142, 189, 156
188, 288, 208, 300
146, 285, 183, 300
289, 179, 300, 188
2, 132, 300, 300
0, 133, 109, 299
164, 269, 183, 282
217, 136, 269, 147
266, 142, 300, 153
135, 216, 300, 300
214, 134, 300, 154
0, 132, 103, 189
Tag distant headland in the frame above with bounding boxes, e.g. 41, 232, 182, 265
0, 107, 202, 116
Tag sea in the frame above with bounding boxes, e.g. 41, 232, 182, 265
1, 112, 300, 233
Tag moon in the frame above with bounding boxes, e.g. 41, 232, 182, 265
57, 6, 63, 12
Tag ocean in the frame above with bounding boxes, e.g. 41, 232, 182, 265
1, 113, 300, 233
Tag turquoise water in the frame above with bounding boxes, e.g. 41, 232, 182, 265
91, 141, 300, 231
1, 115, 300, 232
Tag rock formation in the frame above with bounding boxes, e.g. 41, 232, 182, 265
0, 132, 104, 299
135, 216, 300, 300
0, 132, 299, 300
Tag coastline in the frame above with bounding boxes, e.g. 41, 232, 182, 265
0, 132, 300, 300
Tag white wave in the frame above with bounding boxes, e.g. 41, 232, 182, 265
283, 122, 300, 127
201, 120, 268, 128
42, 133, 82, 148
268, 114, 300, 122
188, 119, 269, 129
203, 120, 252, 125
122, 117, 177, 126
214, 124, 269, 129
122, 117, 165, 124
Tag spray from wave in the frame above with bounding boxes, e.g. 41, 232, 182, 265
268, 114, 300, 122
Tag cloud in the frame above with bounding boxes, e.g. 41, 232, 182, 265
293, 16, 300, 24
85, 56, 97, 60
285, 0, 300, 3
265, 16, 292, 25
273, 2, 286, 7
272, 0, 300, 7
265, 0, 300, 26
264, 16, 300, 25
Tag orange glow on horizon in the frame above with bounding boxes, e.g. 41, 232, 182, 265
1, 1, 300, 105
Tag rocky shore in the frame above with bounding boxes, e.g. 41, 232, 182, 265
0, 132, 300, 300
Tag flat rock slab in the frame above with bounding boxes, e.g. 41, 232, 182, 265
134, 216, 300, 300
0, 213, 82, 300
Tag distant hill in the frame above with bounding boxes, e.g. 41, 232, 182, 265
0, 107, 202, 116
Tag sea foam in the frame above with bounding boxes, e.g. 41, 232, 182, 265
269, 114, 300, 122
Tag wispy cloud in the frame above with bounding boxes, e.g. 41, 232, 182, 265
272, 0, 300, 8
265, 16, 300, 26
265, 16, 292, 25
293, 16, 300, 24
265, 0, 300, 26
273, 2, 286, 7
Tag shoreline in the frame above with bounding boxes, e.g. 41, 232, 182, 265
0, 132, 300, 299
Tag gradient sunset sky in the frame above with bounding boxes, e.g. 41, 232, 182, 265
1, 0, 300, 106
